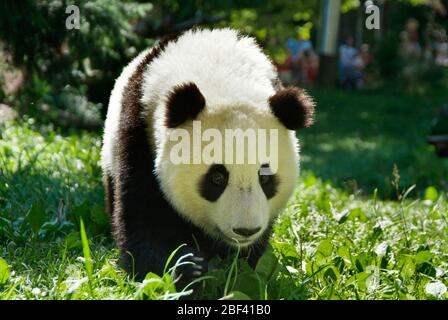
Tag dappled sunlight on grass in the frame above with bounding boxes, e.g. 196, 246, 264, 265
300, 88, 448, 197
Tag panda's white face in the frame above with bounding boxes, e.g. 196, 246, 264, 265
195, 162, 273, 246
155, 105, 299, 248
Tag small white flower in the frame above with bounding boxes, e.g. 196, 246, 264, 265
377, 219, 392, 229
425, 281, 447, 298
374, 241, 388, 257
332, 209, 349, 222
436, 268, 446, 278
75, 159, 84, 170
367, 274, 380, 293
286, 266, 299, 274
64, 277, 89, 295
31, 288, 41, 295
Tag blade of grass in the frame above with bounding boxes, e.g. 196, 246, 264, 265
80, 218, 94, 297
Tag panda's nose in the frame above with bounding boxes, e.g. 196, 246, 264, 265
232, 227, 261, 237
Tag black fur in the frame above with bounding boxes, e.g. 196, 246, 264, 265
108, 37, 269, 289
198, 164, 229, 202
103, 173, 114, 215
269, 86, 315, 130
165, 82, 205, 128
259, 164, 278, 199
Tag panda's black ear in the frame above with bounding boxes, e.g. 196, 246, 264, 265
268, 87, 315, 130
165, 82, 205, 128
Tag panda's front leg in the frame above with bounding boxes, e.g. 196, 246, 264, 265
170, 245, 208, 291
120, 232, 208, 291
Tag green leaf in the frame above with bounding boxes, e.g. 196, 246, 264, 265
354, 253, 368, 272
336, 210, 350, 224
349, 208, 367, 222
414, 251, 432, 264
355, 272, 370, 292
26, 202, 46, 232
224, 291, 252, 300
135, 273, 168, 299
79, 218, 93, 283
274, 242, 299, 259
71, 201, 91, 226
255, 247, 278, 282
424, 186, 438, 201
337, 246, 352, 264
0, 257, 10, 285
399, 256, 415, 278
303, 174, 317, 187
317, 240, 333, 257
203, 269, 226, 293
233, 271, 264, 299
64, 232, 81, 250
416, 262, 436, 277
238, 258, 254, 274
370, 226, 382, 242
90, 205, 110, 234
324, 266, 339, 283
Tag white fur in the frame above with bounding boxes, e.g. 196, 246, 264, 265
157, 107, 299, 247
101, 28, 300, 247
101, 48, 151, 178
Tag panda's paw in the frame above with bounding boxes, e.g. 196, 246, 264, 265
173, 248, 208, 291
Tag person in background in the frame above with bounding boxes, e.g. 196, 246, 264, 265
357, 43, 373, 89
435, 42, 448, 67
286, 33, 313, 61
286, 32, 313, 83
360, 43, 373, 67
401, 18, 422, 59
339, 36, 359, 89
277, 49, 294, 84
352, 52, 366, 89
301, 49, 319, 85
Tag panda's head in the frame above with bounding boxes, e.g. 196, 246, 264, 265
155, 82, 314, 248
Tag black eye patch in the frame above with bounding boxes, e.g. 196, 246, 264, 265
259, 164, 278, 199
199, 164, 229, 202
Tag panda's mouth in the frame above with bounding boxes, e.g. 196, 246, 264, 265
213, 227, 255, 247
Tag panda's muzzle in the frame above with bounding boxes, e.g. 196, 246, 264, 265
232, 227, 261, 237
214, 227, 261, 246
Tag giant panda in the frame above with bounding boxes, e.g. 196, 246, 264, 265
101, 28, 315, 288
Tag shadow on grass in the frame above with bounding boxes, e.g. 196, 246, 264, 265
299, 88, 448, 197
0, 163, 108, 243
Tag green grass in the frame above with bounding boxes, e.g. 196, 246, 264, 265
0, 89, 447, 300
303, 88, 448, 197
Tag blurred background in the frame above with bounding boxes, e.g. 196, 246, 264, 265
0, 0, 447, 198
